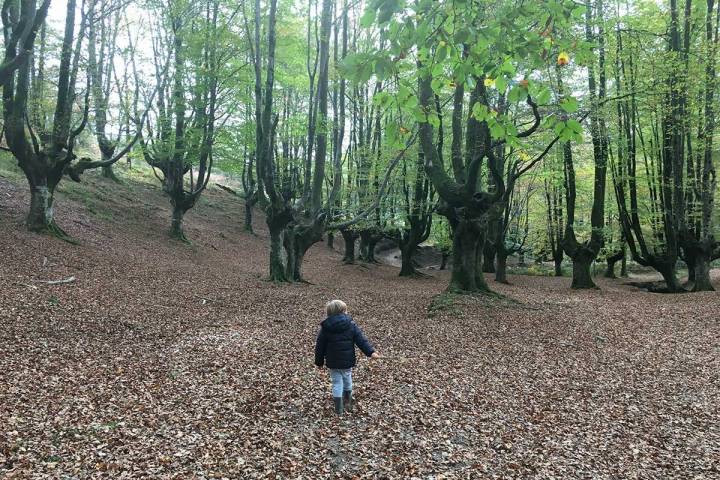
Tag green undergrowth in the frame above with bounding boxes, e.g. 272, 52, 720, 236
0, 151, 23, 181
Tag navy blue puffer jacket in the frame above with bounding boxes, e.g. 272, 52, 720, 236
314, 313, 375, 369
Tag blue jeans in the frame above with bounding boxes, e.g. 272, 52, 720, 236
329, 369, 352, 398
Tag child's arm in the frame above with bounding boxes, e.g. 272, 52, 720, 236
314, 328, 327, 368
352, 323, 377, 357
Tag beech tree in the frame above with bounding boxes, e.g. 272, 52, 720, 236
0, 0, 50, 85
560, 0, 609, 289
2, 0, 89, 237
611, 0, 719, 291
140, 0, 234, 241
362, 0, 584, 293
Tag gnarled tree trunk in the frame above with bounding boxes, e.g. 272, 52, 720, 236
340, 228, 358, 264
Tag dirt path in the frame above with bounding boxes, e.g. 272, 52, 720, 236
1, 170, 719, 478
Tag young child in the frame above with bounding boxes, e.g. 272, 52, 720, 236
315, 300, 379, 415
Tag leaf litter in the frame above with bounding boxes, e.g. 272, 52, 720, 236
0, 174, 719, 478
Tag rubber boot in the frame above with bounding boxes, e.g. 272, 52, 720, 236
343, 390, 353, 413
333, 397, 344, 415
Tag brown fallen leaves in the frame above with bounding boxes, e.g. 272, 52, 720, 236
1, 171, 719, 478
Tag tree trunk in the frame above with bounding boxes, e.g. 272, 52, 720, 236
326, 232, 334, 249
101, 164, 120, 182
620, 253, 628, 277
27, 184, 55, 233
284, 223, 323, 282
243, 191, 258, 234
359, 230, 379, 263
571, 251, 597, 289
268, 224, 287, 282
495, 252, 508, 284
686, 260, 696, 287
554, 256, 563, 277
244, 200, 254, 233
482, 241, 496, 273
657, 262, 682, 292
399, 242, 417, 277
170, 205, 187, 241
448, 218, 489, 293
341, 229, 357, 264
604, 259, 617, 279
604, 250, 624, 278
690, 252, 714, 292
440, 251, 449, 270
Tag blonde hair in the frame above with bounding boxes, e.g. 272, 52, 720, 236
326, 299, 347, 316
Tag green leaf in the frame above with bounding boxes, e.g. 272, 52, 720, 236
560, 97, 579, 113
374, 58, 393, 79
489, 121, 505, 139
535, 86, 552, 105
454, 28, 470, 44
431, 78, 444, 92
507, 86, 528, 103
360, 8, 376, 28
567, 119, 583, 134
437, 45, 448, 62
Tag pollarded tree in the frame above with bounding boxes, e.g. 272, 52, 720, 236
394, 146, 435, 277
680, 0, 719, 291
560, 0, 610, 289
610, 0, 718, 291
490, 161, 536, 284
362, 0, 584, 293
2, 0, 89, 236
67, 0, 152, 183
141, 0, 234, 241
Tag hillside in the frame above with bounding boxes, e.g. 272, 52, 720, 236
1, 164, 719, 478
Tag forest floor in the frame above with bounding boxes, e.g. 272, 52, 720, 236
1, 163, 719, 479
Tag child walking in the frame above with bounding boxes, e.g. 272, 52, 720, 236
315, 300, 379, 415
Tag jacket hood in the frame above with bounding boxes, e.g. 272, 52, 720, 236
321, 313, 352, 333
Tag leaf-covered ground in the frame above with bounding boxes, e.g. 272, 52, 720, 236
1, 169, 719, 479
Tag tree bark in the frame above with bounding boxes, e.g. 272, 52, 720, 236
101, 165, 120, 182
27, 184, 55, 233
268, 223, 287, 282
554, 255, 563, 277
244, 191, 257, 233
359, 230, 380, 263
604, 249, 624, 278
571, 249, 597, 289
284, 222, 323, 281
170, 205, 187, 241
399, 242, 417, 277
440, 251, 449, 270
495, 252, 509, 284
658, 263, 682, 292
482, 241, 496, 273
690, 252, 714, 292
448, 218, 489, 293
340, 228, 357, 264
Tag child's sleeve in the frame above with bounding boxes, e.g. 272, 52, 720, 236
352, 323, 375, 357
314, 328, 327, 367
